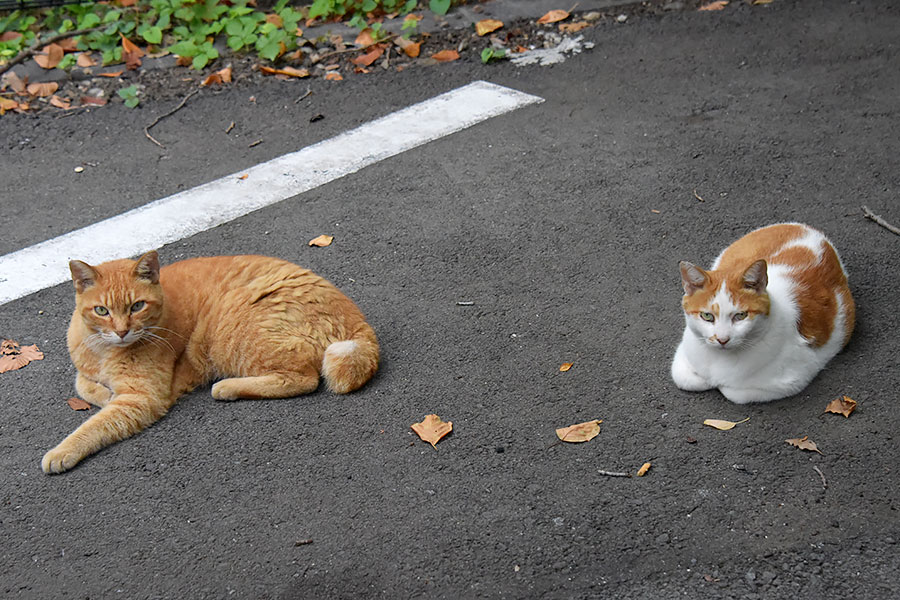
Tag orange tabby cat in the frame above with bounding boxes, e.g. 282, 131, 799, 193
42, 251, 379, 474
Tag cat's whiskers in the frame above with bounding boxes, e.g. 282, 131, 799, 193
138, 330, 176, 354
145, 325, 187, 341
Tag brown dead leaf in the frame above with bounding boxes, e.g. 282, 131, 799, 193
80, 95, 107, 106
308, 234, 334, 247
0, 339, 44, 373
3, 71, 27, 93
66, 397, 92, 411
559, 21, 591, 33
0, 31, 23, 42
355, 29, 375, 47
555, 419, 602, 443
786, 436, 823, 454
431, 49, 459, 62
237, 174, 249, 180
475, 19, 504, 36
404, 13, 423, 23
56, 37, 79, 52
537, 9, 570, 24
352, 46, 384, 67
98, 69, 125, 78
265, 13, 283, 27
76, 52, 97, 68
34, 43, 65, 69
699, 1, 729, 10
26, 82, 59, 97
120, 34, 144, 70
394, 36, 421, 58
559, 362, 573, 372
201, 66, 232, 86
636, 462, 651, 477
703, 417, 749, 430
324, 72, 343, 81
0, 97, 19, 113
49, 95, 72, 109
259, 65, 310, 78
411, 414, 453, 448
825, 395, 857, 417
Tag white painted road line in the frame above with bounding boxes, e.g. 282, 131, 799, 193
0, 81, 543, 306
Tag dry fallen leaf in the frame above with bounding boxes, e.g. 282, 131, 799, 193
394, 36, 421, 58
3, 71, 27, 93
475, 19, 504, 36
703, 417, 750, 430
49, 95, 72, 109
411, 414, 453, 448
752, 0, 773, 4
636, 462, 651, 477
825, 395, 857, 417
98, 70, 125, 78
355, 29, 375, 47
351, 46, 384, 67
66, 397, 92, 411
0, 97, 18, 113
537, 9, 570, 24
559, 362, 573, 372
76, 52, 97, 68
26, 81, 59, 97
120, 34, 144, 70
34, 43, 64, 69
265, 13, 283, 27
0, 339, 44, 373
431, 49, 460, 62
559, 21, 591, 33
308, 234, 333, 247
80, 96, 107, 106
786, 436, 823, 455
555, 419, 602, 443
324, 72, 343, 81
201, 66, 232, 86
699, 1, 729, 10
259, 65, 310, 78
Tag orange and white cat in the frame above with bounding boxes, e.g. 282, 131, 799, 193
672, 223, 854, 404
42, 251, 379, 474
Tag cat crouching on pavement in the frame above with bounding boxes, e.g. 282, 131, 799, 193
671, 223, 854, 404
42, 251, 379, 474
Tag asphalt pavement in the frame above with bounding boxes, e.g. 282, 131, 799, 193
1, 1, 899, 598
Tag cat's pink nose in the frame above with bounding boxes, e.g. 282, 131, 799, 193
116, 330, 128, 339
717, 336, 730, 346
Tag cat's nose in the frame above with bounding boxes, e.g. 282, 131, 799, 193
116, 330, 128, 339
716, 336, 730, 346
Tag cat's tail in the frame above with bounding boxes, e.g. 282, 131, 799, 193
321, 323, 380, 394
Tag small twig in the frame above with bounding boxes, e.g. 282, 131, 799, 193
294, 539, 314, 546
597, 469, 632, 478
248, 139, 263, 148
693, 189, 705, 202
144, 89, 200, 148
225, 121, 235, 133
294, 86, 312, 104
0, 26, 103, 77
813, 466, 827, 490
862, 205, 900, 236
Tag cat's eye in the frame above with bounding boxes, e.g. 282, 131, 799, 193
130, 301, 146, 313
699, 312, 715, 322
733, 312, 748, 321
93, 306, 109, 317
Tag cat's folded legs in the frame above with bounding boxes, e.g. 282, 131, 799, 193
671, 342, 713, 392
75, 373, 112, 407
211, 368, 320, 401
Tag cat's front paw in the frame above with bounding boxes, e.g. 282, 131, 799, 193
41, 445, 83, 474
671, 351, 713, 392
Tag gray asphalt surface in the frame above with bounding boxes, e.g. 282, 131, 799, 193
2, 1, 899, 598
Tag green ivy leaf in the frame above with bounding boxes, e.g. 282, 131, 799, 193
141, 25, 163, 44
429, 0, 451, 15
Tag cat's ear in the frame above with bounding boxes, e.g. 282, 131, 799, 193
679, 261, 708, 296
69, 260, 97, 293
134, 251, 160, 284
742, 259, 768, 293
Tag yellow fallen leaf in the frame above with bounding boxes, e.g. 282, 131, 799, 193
308, 234, 333, 247
324, 72, 343, 81
703, 417, 749, 430
411, 414, 453, 448
556, 419, 602, 443
825, 395, 857, 417
394, 36, 421, 58
559, 21, 590, 33
537, 9, 569, 24
76, 52, 97, 68
355, 28, 375, 47
431, 49, 460, 62
475, 19, 503, 36
559, 362, 573, 372
786, 436, 823, 455
0, 97, 19, 113
699, 1, 729, 10
636, 462, 651, 477
26, 81, 58, 98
